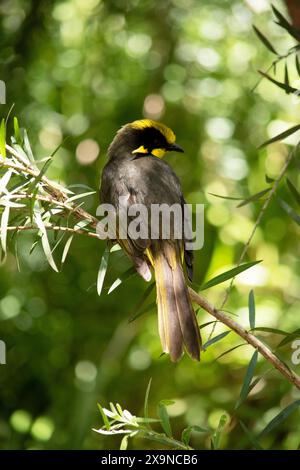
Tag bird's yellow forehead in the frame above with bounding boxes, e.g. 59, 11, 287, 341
130, 119, 176, 144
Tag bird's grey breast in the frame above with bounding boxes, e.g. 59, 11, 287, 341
123, 157, 182, 205
101, 156, 182, 207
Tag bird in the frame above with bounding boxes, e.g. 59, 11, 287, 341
100, 119, 201, 362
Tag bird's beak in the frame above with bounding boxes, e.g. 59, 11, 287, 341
167, 143, 184, 153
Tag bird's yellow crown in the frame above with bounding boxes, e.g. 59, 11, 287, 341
130, 119, 176, 145
108, 119, 182, 160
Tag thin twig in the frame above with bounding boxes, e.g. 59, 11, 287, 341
208, 143, 299, 340
4, 224, 100, 239
1, 144, 300, 392
251, 44, 300, 92
220, 144, 296, 310
4, 222, 299, 391
6, 193, 75, 211
0, 153, 101, 233
189, 288, 300, 391
5, 144, 66, 199
206, 145, 296, 344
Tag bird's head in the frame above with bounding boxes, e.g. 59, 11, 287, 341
108, 119, 184, 159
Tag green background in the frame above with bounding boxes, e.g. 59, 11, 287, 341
0, 0, 299, 449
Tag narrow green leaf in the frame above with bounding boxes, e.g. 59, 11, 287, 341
11, 143, 31, 165
136, 417, 160, 424
110, 244, 121, 252
137, 432, 179, 448
248, 290, 255, 329
277, 328, 300, 348
50, 135, 70, 158
258, 71, 298, 96
66, 191, 96, 203
278, 197, 300, 225
272, 5, 300, 41
0, 119, 6, 158
237, 188, 271, 207
159, 399, 175, 406
210, 188, 271, 207
271, 5, 289, 27
296, 55, 300, 76
239, 421, 263, 450
202, 331, 230, 350
74, 219, 92, 231
52, 229, 65, 253
0, 205, 10, 253
181, 427, 192, 447
214, 343, 247, 361
5, 103, 14, 126
29, 239, 39, 255
14, 231, 20, 271
97, 246, 110, 296
251, 327, 289, 335
23, 129, 35, 162
0, 169, 12, 194
284, 63, 290, 94
13, 117, 22, 145
0, 200, 25, 209
211, 414, 227, 450
181, 425, 208, 446
259, 123, 300, 149
61, 235, 74, 264
28, 157, 53, 222
200, 260, 262, 291
109, 402, 118, 415
97, 403, 110, 430
144, 378, 152, 429
29, 158, 53, 191
115, 403, 123, 416
157, 402, 172, 437
120, 435, 129, 450
253, 25, 277, 54
235, 350, 258, 409
129, 284, 155, 323
259, 400, 300, 438
248, 375, 264, 394
130, 301, 156, 323
208, 192, 243, 201
108, 266, 136, 295
199, 320, 218, 330
265, 174, 275, 183
286, 178, 300, 207
34, 211, 59, 272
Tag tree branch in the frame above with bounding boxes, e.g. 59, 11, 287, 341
1, 144, 300, 391
5, 222, 300, 391
0, 151, 101, 233
189, 288, 300, 390
220, 144, 297, 309
205, 145, 297, 345
4, 224, 100, 239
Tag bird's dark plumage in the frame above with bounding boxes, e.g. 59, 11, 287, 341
100, 119, 201, 361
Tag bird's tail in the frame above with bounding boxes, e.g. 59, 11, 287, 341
148, 243, 201, 362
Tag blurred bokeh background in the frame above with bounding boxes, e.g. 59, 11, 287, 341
0, 0, 300, 450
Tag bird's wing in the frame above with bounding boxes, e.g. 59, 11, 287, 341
100, 156, 192, 280
100, 160, 152, 280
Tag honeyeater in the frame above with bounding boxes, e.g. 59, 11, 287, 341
100, 119, 201, 361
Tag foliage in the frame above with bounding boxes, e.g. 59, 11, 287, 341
0, 0, 300, 451
94, 382, 210, 450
